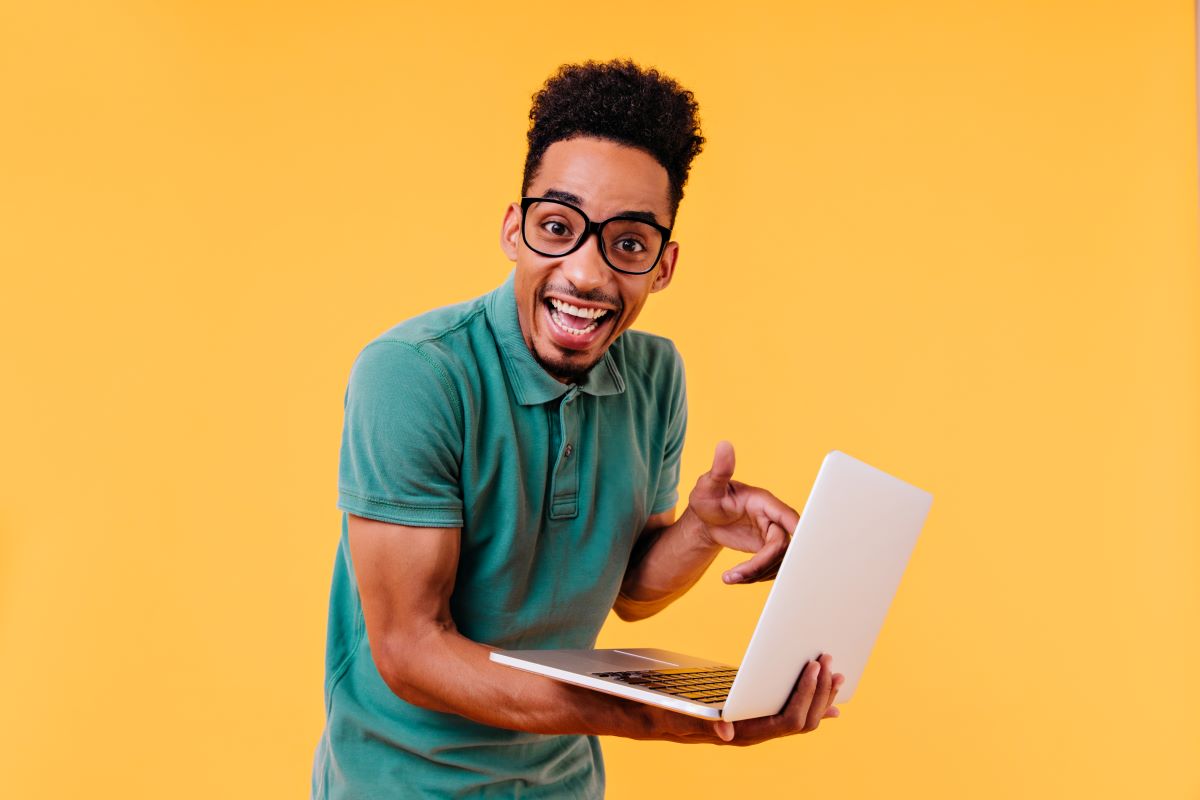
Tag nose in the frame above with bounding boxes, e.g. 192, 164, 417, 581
558, 231, 610, 293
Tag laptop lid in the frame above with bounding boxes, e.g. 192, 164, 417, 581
720, 451, 932, 721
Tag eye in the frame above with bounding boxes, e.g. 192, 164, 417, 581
541, 219, 573, 238
614, 237, 646, 253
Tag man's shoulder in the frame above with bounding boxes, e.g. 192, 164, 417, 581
362, 290, 497, 367
347, 292, 494, 402
612, 329, 686, 410
369, 293, 489, 351
616, 329, 685, 378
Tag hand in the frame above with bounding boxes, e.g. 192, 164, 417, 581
647, 654, 844, 745
687, 441, 799, 584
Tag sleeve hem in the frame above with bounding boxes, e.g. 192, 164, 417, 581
649, 491, 679, 516
338, 493, 464, 528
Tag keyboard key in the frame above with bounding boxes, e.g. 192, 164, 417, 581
602, 666, 740, 697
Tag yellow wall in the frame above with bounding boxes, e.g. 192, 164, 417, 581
2, 1, 1197, 797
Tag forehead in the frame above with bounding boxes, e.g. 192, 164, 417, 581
529, 136, 672, 222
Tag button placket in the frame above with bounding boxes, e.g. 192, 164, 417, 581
549, 388, 580, 519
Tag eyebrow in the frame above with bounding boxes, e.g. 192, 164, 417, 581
541, 188, 665, 227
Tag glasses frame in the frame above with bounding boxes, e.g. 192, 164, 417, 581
519, 196, 673, 276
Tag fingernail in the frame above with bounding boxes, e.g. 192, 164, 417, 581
728, 572, 743, 583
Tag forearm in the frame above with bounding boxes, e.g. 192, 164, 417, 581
349, 515, 718, 742
616, 506, 720, 619
372, 621, 670, 739
373, 622, 837, 747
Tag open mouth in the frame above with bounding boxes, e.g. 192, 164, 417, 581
547, 297, 608, 335
542, 296, 616, 348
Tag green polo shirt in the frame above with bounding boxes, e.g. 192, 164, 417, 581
311, 273, 687, 799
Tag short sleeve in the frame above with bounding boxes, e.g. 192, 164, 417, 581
650, 346, 687, 515
337, 340, 465, 527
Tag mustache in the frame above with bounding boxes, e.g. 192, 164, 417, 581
539, 283, 623, 311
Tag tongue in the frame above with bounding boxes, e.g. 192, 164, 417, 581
558, 310, 593, 330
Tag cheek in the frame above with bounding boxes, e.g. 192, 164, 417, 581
616, 281, 654, 316
612, 298, 650, 337
514, 264, 547, 305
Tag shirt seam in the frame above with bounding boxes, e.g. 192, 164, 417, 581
408, 303, 487, 346
650, 496, 679, 515
373, 340, 463, 419
339, 488, 462, 511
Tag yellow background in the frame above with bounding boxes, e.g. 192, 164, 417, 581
2, 1, 1197, 797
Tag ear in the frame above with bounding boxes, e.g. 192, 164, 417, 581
650, 240, 679, 293
499, 202, 521, 262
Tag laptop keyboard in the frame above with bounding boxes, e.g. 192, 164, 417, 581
593, 666, 737, 704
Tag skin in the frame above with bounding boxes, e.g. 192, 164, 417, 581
498, 137, 679, 384
350, 135, 842, 746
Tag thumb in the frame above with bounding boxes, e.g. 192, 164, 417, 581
713, 719, 735, 742
701, 440, 736, 490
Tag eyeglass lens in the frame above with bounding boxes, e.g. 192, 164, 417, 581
523, 200, 663, 274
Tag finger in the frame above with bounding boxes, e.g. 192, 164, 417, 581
694, 441, 736, 498
752, 562, 782, 582
710, 440, 735, 482
804, 655, 835, 731
723, 520, 789, 583
727, 563, 781, 584
783, 659, 821, 733
713, 719, 735, 742
753, 494, 801, 543
822, 674, 844, 719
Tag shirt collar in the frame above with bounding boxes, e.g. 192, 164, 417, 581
486, 272, 626, 406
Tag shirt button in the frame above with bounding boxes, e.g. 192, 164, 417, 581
564, 443, 573, 458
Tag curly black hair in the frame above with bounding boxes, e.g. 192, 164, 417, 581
521, 59, 705, 222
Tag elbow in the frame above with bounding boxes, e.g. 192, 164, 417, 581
369, 630, 440, 705
613, 603, 642, 623
613, 594, 662, 623
371, 639, 419, 702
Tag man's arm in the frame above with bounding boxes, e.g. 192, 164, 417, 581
615, 441, 803, 622
613, 507, 719, 621
349, 513, 839, 743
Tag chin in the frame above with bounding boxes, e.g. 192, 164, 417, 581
533, 339, 607, 383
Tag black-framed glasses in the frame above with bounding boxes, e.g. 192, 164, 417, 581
520, 196, 673, 275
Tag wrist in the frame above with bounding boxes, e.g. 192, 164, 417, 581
590, 693, 660, 740
679, 505, 721, 551
618, 699, 700, 742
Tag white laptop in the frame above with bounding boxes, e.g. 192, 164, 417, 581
489, 450, 933, 722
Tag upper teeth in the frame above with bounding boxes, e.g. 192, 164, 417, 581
550, 298, 609, 319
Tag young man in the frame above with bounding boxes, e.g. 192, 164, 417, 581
311, 60, 842, 799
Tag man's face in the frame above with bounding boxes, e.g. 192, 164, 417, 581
500, 136, 679, 383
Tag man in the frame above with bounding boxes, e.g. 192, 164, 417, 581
311, 60, 842, 799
